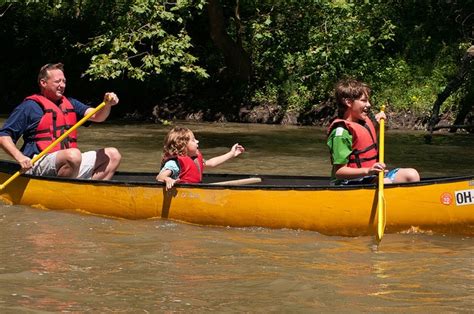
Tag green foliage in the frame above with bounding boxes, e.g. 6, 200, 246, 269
238, 0, 472, 117
243, 1, 398, 111
77, 0, 209, 81
373, 48, 461, 114
0, 0, 472, 122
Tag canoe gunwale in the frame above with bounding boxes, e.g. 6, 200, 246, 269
1, 159, 473, 191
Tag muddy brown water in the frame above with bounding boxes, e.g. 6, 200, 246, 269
0, 120, 473, 312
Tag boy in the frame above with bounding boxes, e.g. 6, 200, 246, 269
327, 79, 420, 185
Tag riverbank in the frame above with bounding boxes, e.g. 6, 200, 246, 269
0, 103, 469, 133
132, 102, 470, 132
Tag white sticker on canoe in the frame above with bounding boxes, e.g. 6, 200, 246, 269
455, 189, 474, 206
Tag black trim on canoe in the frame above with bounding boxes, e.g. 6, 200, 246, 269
1, 159, 473, 191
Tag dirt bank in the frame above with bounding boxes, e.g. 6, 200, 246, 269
121, 101, 471, 133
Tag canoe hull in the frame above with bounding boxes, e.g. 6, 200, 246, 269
1, 166, 473, 236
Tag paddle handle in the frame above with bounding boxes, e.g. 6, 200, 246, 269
376, 105, 386, 242
378, 108, 385, 165
0, 102, 107, 191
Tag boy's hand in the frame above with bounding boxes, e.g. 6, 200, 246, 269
368, 162, 386, 176
375, 112, 386, 122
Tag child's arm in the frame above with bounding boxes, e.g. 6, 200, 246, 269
205, 144, 245, 168
156, 169, 179, 191
334, 162, 386, 179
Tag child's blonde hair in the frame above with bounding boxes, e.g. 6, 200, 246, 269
334, 79, 371, 118
161, 127, 193, 166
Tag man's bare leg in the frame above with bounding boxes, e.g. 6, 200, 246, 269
91, 147, 121, 180
55, 148, 82, 178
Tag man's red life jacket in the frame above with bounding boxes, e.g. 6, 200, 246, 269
328, 117, 378, 168
26, 94, 78, 153
176, 151, 205, 183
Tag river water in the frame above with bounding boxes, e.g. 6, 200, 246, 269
1, 121, 473, 312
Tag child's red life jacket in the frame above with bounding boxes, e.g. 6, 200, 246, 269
176, 151, 205, 183
328, 118, 378, 168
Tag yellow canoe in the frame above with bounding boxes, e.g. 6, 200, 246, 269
0, 160, 472, 236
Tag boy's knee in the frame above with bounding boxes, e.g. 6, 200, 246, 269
401, 168, 420, 182
406, 168, 420, 182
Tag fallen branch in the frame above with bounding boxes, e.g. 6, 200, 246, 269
432, 124, 473, 131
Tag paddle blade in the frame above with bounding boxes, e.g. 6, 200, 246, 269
377, 194, 386, 241
0, 172, 21, 191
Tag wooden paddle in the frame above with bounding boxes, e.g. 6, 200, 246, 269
0, 101, 107, 191
376, 105, 387, 242
210, 177, 262, 185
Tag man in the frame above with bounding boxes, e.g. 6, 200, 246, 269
0, 63, 121, 180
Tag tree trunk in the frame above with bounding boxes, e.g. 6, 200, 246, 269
450, 85, 474, 133
427, 46, 474, 132
207, 0, 252, 81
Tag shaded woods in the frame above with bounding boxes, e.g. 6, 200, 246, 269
0, 0, 472, 130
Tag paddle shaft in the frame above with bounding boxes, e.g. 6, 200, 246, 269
0, 102, 107, 191
210, 177, 262, 185
376, 105, 386, 242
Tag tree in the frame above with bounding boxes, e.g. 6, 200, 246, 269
207, 0, 251, 81
426, 46, 474, 138
78, 0, 209, 81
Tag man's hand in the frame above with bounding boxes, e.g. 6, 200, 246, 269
104, 92, 119, 106
17, 155, 32, 173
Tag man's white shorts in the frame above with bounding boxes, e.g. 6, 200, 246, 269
26, 150, 97, 179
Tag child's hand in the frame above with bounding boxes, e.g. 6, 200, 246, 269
375, 112, 386, 122
164, 177, 179, 191
368, 162, 386, 176
230, 143, 245, 157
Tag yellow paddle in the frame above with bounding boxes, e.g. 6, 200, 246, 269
376, 105, 386, 242
0, 101, 107, 191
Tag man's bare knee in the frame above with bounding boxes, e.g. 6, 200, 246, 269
64, 148, 82, 163
105, 147, 121, 166
92, 148, 121, 180
56, 148, 82, 177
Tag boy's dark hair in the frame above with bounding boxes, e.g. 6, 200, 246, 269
334, 79, 371, 118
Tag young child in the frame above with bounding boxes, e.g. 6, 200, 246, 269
327, 78, 420, 185
156, 126, 245, 190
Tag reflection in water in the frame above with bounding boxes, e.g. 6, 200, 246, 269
0, 121, 473, 312
1, 206, 473, 312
